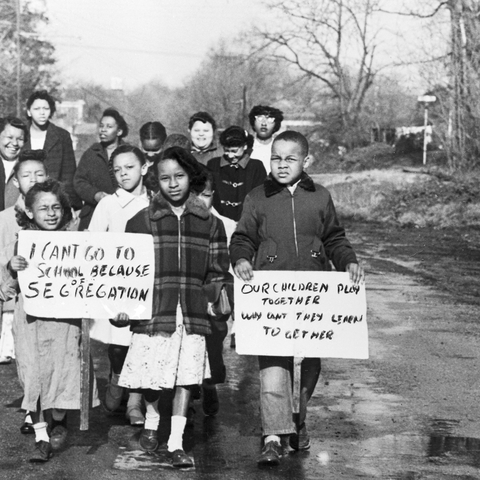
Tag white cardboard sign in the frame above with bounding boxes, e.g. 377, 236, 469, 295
17, 230, 154, 320
234, 271, 368, 359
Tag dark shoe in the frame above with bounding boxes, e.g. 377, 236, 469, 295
202, 386, 219, 416
50, 425, 68, 451
104, 382, 124, 412
139, 428, 158, 452
289, 423, 311, 451
29, 441, 53, 462
168, 449, 194, 468
257, 441, 282, 467
186, 405, 196, 428
20, 413, 34, 434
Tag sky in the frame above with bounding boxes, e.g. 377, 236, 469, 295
43, 0, 267, 90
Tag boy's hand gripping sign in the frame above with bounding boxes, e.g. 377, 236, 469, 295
17, 231, 154, 320
234, 271, 368, 359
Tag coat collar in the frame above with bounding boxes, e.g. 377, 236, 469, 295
264, 171, 316, 197
149, 191, 210, 221
42, 122, 59, 153
220, 152, 252, 169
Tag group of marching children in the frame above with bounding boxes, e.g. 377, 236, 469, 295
0, 91, 364, 469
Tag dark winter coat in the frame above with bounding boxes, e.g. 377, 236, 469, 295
207, 153, 267, 222
73, 143, 117, 230
24, 122, 82, 209
125, 192, 231, 337
230, 172, 358, 272
0, 162, 19, 212
191, 141, 222, 166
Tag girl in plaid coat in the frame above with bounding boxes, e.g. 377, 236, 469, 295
111, 146, 231, 468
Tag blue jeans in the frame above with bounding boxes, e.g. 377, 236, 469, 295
258, 356, 321, 436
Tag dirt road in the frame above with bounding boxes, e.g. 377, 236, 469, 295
1, 220, 480, 479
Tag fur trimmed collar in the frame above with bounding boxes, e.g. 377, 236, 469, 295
149, 192, 210, 221
264, 172, 316, 197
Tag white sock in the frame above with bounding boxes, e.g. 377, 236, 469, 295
127, 392, 143, 409
265, 434, 281, 445
167, 415, 187, 452
33, 422, 50, 443
25, 411, 33, 424
144, 398, 160, 431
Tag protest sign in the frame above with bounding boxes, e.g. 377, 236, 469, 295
234, 271, 368, 359
17, 230, 154, 320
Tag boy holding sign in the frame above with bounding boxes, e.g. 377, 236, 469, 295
230, 131, 364, 467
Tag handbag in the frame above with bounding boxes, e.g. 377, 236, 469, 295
211, 286, 232, 317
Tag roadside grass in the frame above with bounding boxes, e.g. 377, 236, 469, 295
308, 143, 480, 229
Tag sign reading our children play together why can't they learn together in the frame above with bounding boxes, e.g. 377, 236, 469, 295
17, 231, 154, 320
234, 271, 368, 359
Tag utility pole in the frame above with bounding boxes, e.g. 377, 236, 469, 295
15, 0, 21, 117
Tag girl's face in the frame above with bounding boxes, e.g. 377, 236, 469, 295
99, 116, 122, 144
224, 144, 247, 163
189, 121, 214, 150
113, 152, 147, 195
157, 159, 190, 207
27, 99, 52, 127
26, 191, 64, 231
141, 138, 163, 158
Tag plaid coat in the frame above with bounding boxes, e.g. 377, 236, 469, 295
125, 192, 230, 336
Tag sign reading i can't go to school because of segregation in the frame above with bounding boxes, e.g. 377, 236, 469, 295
17, 230, 154, 320
234, 271, 368, 359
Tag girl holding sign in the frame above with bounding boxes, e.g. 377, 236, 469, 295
111, 146, 231, 468
88, 144, 155, 426
1, 179, 99, 462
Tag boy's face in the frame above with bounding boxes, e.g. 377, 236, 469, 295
270, 140, 309, 186
13, 160, 47, 196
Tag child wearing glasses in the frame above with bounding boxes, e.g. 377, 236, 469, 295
206, 126, 266, 222
248, 105, 284, 174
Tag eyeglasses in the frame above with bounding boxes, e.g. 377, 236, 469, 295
255, 115, 275, 124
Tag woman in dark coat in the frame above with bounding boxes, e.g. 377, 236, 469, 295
73, 108, 128, 230
25, 90, 81, 209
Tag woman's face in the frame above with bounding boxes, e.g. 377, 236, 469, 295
28, 99, 52, 127
157, 159, 190, 207
26, 191, 64, 231
99, 116, 122, 144
189, 121, 214, 150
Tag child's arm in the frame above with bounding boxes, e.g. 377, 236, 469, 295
346, 262, 364, 285
233, 258, 254, 281
8, 255, 28, 273
87, 195, 111, 232
229, 195, 260, 275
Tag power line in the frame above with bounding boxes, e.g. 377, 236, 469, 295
54, 42, 203, 58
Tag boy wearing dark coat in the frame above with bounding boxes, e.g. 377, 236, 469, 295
230, 130, 364, 467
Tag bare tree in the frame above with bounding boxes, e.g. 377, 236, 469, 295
256, 0, 383, 147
